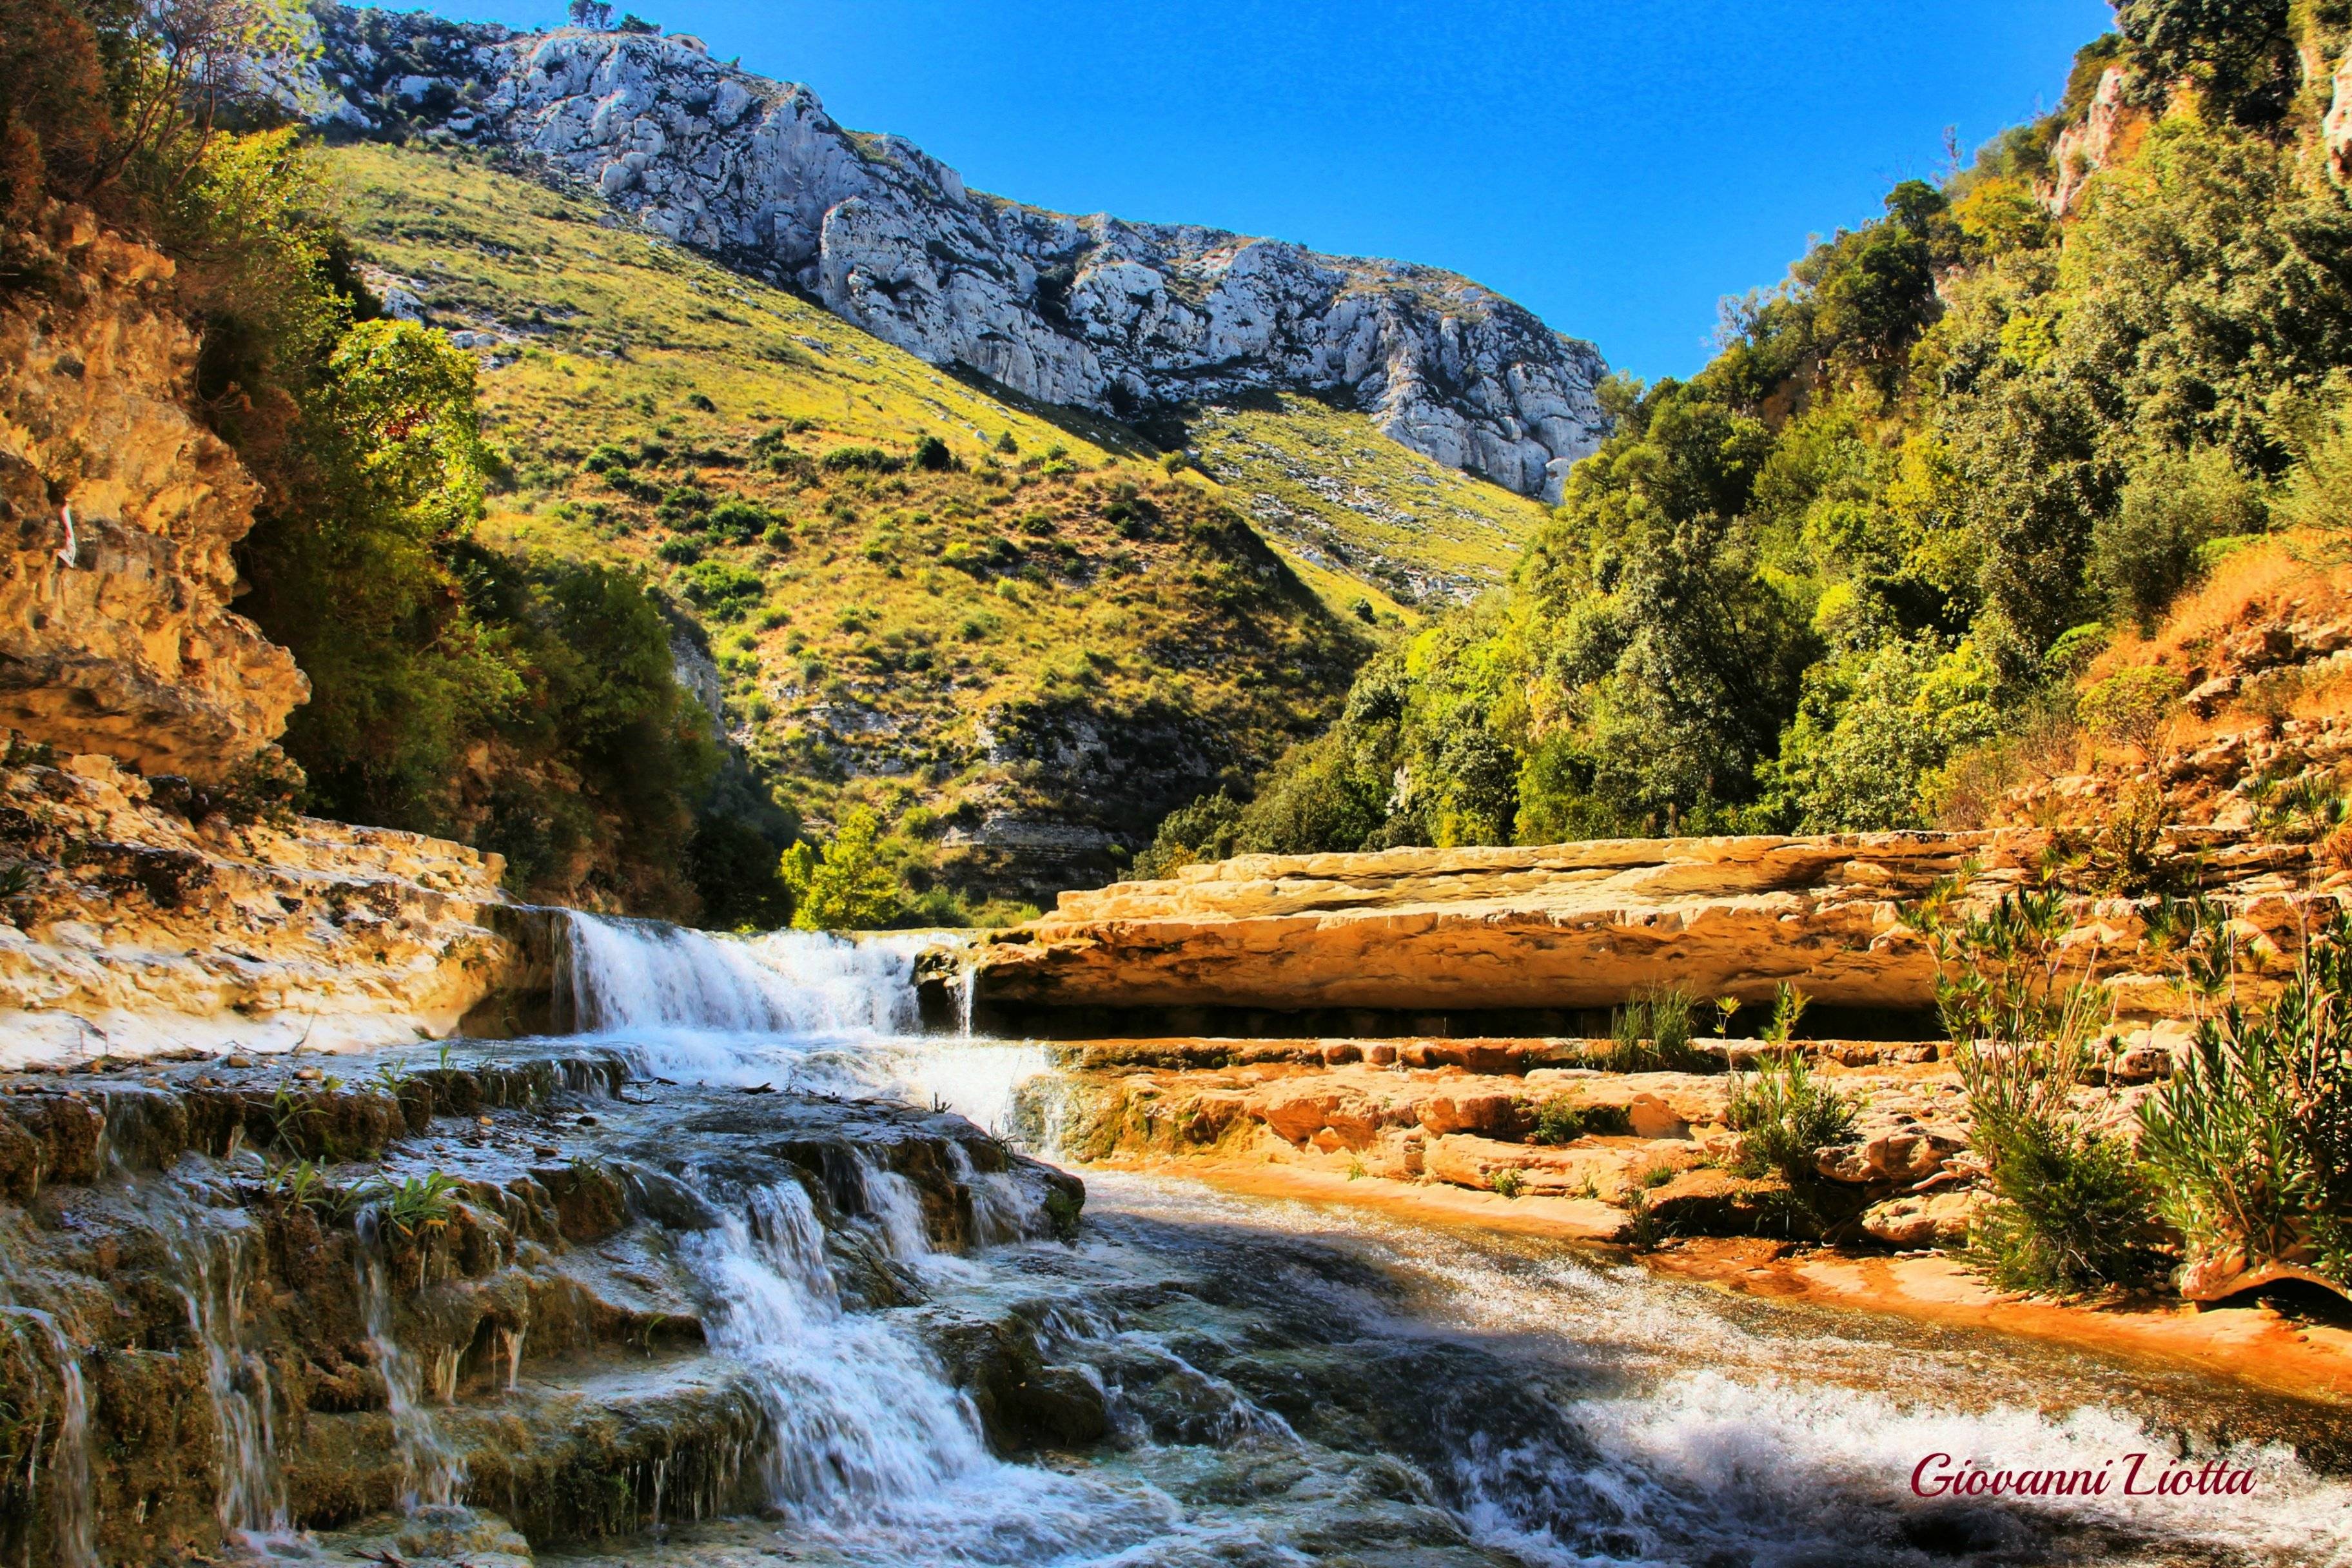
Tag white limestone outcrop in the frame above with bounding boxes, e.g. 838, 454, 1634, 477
296, 6, 1610, 499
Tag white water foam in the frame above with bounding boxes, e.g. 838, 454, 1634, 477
1084, 1171, 2352, 1568
562, 916, 931, 1037
558, 914, 1051, 1134
680, 1179, 1177, 1562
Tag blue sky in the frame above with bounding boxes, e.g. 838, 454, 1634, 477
455, 1, 2117, 380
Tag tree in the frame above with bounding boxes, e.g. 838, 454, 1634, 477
781, 807, 901, 930
2114, 0, 2295, 124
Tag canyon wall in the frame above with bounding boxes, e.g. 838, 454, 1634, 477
0, 207, 308, 782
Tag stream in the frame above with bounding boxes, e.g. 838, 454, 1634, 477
8, 914, 2352, 1567
530, 916, 2352, 1568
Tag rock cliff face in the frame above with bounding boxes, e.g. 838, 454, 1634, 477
0, 207, 308, 781
294, 6, 1610, 500
961, 828, 2328, 1022
0, 749, 533, 1063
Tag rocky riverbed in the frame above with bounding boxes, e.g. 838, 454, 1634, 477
6, 917, 2348, 1567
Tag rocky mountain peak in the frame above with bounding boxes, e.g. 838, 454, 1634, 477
292, 5, 1611, 499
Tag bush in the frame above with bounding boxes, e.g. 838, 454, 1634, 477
821, 444, 896, 473
2139, 916, 2352, 1293
1914, 886, 2166, 1294
1530, 1096, 1632, 1146
2092, 447, 2265, 634
779, 807, 901, 930
1725, 1052, 1856, 1182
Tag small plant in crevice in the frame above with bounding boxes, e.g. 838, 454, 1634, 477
369, 1171, 465, 1241
1529, 1095, 1632, 1146
1618, 1187, 1666, 1252
1605, 986, 1707, 1072
1759, 981, 1808, 1047
1489, 1167, 1525, 1200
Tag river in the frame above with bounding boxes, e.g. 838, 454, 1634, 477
487, 915, 2352, 1568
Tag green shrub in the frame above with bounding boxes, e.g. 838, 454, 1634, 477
1530, 1096, 1632, 1145
1606, 986, 1705, 1072
1916, 886, 2165, 1295
2139, 916, 2352, 1292
1489, 1168, 1524, 1199
821, 444, 896, 473
779, 806, 901, 930
1725, 1052, 1856, 1182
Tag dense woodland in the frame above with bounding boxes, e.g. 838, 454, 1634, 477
1146, 0, 2352, 870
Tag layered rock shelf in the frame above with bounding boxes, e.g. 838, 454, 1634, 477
957, 828, 2331, 1028
0, 749, 540, 1064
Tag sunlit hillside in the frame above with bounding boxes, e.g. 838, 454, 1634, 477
322, 141, 1391, 901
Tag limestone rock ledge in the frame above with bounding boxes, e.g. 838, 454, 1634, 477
966, 828, 2327, 1019
0, 206, 307, 780
0, 750, 532, 1064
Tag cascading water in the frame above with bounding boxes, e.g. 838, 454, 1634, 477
538, 911, 2352, 1567
168, 1219, 290, 1545
560, 914, 928, 1038
555, 913, 1051, 1135
676, 1177, 1175, 1561
2, 1304, 96, 1568
355, 1211, 467, 1513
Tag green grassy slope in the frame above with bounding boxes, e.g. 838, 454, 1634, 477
322, 141, 1386, 899
1184, 394, 1550, 603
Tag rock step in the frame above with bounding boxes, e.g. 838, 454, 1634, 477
1047, 1035, 1946, 1075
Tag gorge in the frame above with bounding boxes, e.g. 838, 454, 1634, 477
8, 0, 2352, 1562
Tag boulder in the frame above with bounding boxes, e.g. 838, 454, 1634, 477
1861, 1189, 1988, 1250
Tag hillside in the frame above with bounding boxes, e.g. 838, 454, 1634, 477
293, 5, 1612, 504
322, 140, 1375, 906
1150, 6, 2352, 867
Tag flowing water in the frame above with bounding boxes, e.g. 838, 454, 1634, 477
356, 1209, 469, 1513
167, 1217, 291, 1547
1, 1302, 97, 1568
522, 914, 2352, 1568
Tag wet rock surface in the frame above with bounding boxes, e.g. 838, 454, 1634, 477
0, 1044, 1077, 1565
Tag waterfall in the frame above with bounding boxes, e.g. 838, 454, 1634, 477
2, 1305, 95, 1568
355, 1213, 467, 1513
167, 1220, 289, 1544
549, 915, 1053, 1137
683, 1179, 988, 1509
677, 1179, 1169, 1560
560, 914, 930, 1037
